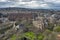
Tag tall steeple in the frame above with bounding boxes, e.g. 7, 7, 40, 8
13, 22, 16, 28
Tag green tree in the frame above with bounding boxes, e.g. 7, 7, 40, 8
37, 33, 44, 40
43, 29, 52, 40
11, 34, 16, 40
54, 26, 60, 32
24, 32, 36, 40
48, 23, 54, 31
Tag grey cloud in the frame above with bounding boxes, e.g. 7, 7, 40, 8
0, 0, 60, 10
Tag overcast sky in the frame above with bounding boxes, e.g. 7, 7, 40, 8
0, 0, 60, 9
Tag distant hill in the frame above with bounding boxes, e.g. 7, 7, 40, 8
0, 7, 60, 14
0, 7, 56, 11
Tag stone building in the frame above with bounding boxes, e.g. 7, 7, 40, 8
33, 13, 45, 31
